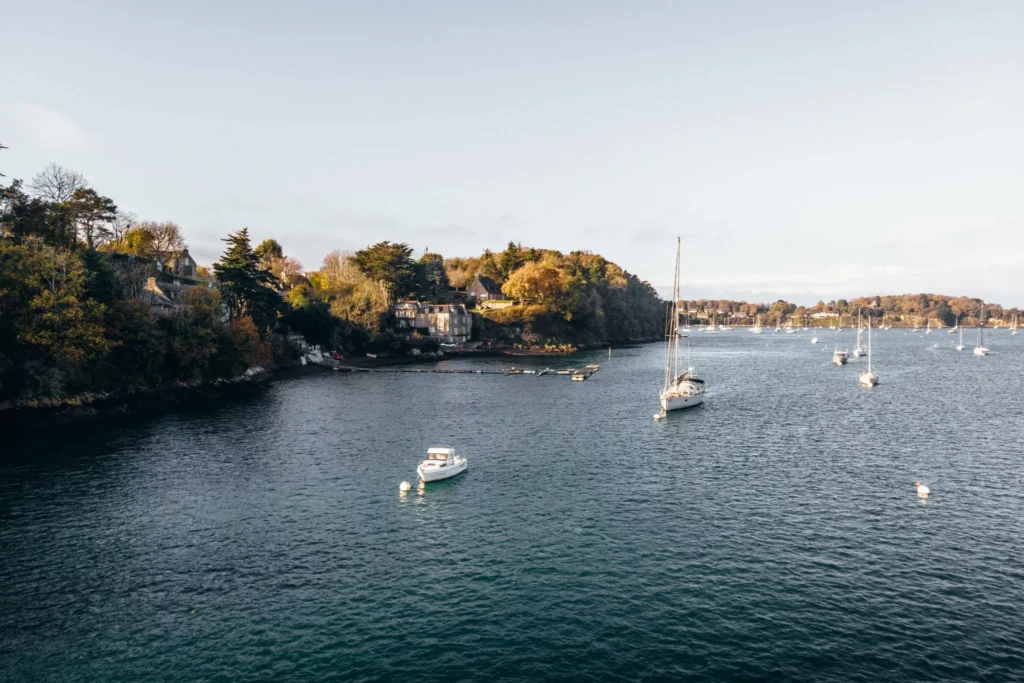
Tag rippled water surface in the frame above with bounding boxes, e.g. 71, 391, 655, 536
3, 330, 1024, 681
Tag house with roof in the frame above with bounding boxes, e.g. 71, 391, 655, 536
393, 302, 472, 344
467, 275, 504, 302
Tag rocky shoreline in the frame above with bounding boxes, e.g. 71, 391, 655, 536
0, 372, 271, 432
1, 338, 659, 432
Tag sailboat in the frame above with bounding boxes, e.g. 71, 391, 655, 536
681, 314, 691, 333
751, 314, 763, 334
955, 318, 965, 352
705, 314, 719, 334
1012, 315, 1018, 336
859, 318, 878, 386
853, 311, 867, 357
974, 304, 989, 356
660, 237, 706, 412
925, 319, 932, 335
774, 315, 781, 333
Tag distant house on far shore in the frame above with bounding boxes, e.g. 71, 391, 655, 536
467, 275, 503, 302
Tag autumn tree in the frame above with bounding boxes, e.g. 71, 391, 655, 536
501, 262, 563, 304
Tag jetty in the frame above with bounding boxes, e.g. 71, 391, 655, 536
332, 363, 601, 381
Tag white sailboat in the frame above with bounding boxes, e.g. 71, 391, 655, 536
1012, 314, 1018, 336
974, 304, 989, 356
774, 315, 781, 333
955, 320, 965, 352
859, 318, 878, 386
751, 314, 763, 334
853, 311, 867, 357
925, 318, 932, 335
660, 237, 705, 412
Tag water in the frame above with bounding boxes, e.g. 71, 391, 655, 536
2, 330, 1023, 681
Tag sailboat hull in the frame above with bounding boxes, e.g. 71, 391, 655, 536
660, 393, 704, 411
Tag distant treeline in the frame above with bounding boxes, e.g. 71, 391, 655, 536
680, 294, 1021, 327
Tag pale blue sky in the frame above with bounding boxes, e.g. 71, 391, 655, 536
2, 1, 1022, 305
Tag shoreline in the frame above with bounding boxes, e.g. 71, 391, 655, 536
0, 339, 658, 432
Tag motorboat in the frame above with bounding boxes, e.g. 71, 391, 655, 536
811, 337, 819, 344
417, 448, 468, 482
833, 349, 848, 365
659, 237, 706, 412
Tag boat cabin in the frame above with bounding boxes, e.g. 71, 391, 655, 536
426, 448, 456, 463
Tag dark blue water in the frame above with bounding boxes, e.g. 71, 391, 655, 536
3, 330, 1023, 681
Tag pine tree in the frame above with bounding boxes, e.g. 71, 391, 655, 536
213, 228, 281, 334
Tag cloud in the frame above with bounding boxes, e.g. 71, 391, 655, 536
0, 103, 95, 150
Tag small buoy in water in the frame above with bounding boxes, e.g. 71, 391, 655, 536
653, 413, 663, 420
399, 481, 411, 492
915, 481, 930, 496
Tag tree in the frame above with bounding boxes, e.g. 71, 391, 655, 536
147, 222, 186, 263
0, 237, 114, 396
0, 180, 52, 242
69, 188, 118, 249
501, 262, 563, 304
351, 241, 416, 300
255, 239, 283, 270
499, 241, 525, 280
479, 249, 501, 282
270, 256, 304, 287
213, 228, 281, 334
29, 163, 88, 203
417, 252, 449, 300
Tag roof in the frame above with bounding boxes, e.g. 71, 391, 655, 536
472, 275, 502, 294
427, 447, 456, 455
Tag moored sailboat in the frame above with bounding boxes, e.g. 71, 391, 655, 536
660, 237, 705, 412
859, 318, 878, 386
853, 311, 867, 357
974, 304, 990, 356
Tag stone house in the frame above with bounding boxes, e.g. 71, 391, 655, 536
467, 275, 504, 302
393, 302, 472, 344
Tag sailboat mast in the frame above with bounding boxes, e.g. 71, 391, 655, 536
664, 237, 681, 389
867, 317, 872, 373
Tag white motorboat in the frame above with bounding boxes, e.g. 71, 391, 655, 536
811, 337, 819, 344
859, 318, 878, 386
417, 447, 468, 482
832, 325, 848, 364
660, 237, 705, 413
974, 303, 990, 356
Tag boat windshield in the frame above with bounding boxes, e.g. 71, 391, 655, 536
428, 452, 451, 461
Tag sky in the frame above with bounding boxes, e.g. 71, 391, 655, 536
2, 1, 1023, 306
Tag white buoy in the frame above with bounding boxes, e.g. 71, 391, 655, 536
915, 481, 930, 497
399, 481, 411, 492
